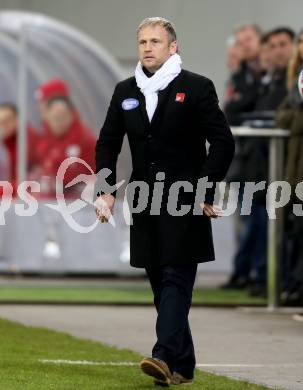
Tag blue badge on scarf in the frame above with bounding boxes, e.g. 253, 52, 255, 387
122, 98, 139, 110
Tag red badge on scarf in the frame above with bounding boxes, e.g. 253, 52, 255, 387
175, 92, 185, 102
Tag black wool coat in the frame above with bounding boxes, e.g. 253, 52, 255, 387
95, 69, 235, 268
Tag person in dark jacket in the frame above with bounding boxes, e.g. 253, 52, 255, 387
276, 29, 303, 307
223, 28, 295, 295
222, 24, 262, 290
241, 28, 294, 199
244, 27, 295, 297
95, 17, 235, 386
224, 24, 262, 126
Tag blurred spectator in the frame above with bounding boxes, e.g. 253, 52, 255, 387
259, 33, 275, 75
222, 24, 262, 290
35, 97, 96, 198
244, 28, 295, 297
222, 26, 295, 295
35, 79, 70, 121
0, 103, 38, 196
223, 37, 243, 108
241, 28, 295, 190
276, 29, 303, 306
224, 24, 262, 126
254, 27, 295, 112
224, 24, 262, 185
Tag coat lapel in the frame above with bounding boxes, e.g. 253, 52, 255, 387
136, 89, 150, 131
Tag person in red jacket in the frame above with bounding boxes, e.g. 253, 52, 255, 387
36, 96, 96, 199
35, 78, 70, 120
0, 102, 39, 197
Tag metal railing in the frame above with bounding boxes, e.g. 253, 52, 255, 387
231, 126, 290, 310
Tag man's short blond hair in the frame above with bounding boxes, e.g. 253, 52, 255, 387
137, 17, 177, 44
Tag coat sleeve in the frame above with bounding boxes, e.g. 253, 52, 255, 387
95, 84, 126, 196
275, 97, 294, 130
196, 78, 235, 204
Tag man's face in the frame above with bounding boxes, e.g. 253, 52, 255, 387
46, 102, 73, 137
0, 108, 18, 140
138, 24, 177, 73
260, 42, 275, 72
268, 33, 294, 70
235, 27, 260, 61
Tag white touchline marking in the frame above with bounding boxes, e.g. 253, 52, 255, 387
39, 359, 303, 368
197, 363, 303, 368
39, 360, 137, 366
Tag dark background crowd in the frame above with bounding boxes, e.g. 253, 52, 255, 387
221, 23, 303, 307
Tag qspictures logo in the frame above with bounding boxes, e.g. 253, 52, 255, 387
0, 157, 303, 233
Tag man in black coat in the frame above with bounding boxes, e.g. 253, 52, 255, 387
95, 17, 235, 386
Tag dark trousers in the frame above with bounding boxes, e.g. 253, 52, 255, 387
145, 264, 197, 379
233, 200, 268, 285
284, 213, 303, 299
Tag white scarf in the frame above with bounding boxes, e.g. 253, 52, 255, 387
135, 53, 182, 122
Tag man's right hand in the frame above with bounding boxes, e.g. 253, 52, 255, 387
200, 203, 223, 218
95, 194, 115, 223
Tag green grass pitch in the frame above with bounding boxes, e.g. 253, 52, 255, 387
0, 317, 270, 389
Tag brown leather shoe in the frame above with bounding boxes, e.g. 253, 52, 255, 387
171, 371, 193, 385
140, 357, 172, 386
